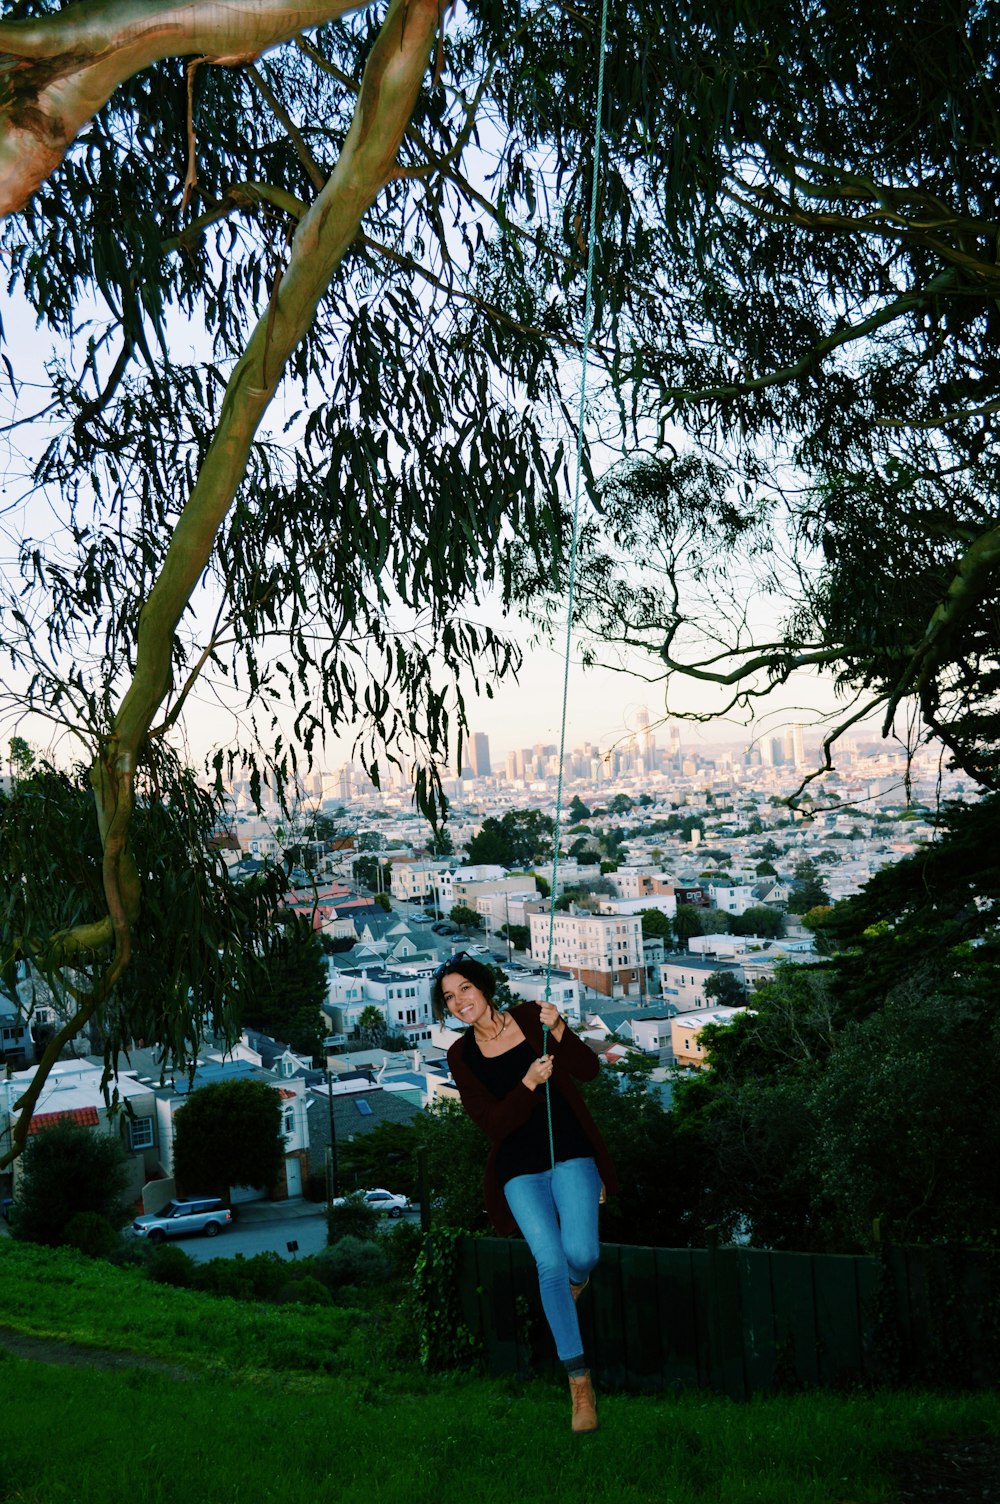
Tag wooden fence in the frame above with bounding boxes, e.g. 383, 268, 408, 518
454, 1236, 1000, 1397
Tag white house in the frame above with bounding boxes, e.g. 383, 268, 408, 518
150, 1060, 310, 1202
659, 955, 743, 1012
0, 1058, 159, 1200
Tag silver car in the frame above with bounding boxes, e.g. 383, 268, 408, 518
132, 1196, 232, 1244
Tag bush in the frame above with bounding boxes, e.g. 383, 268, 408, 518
11, 1120, 131, 1247
190, 1258, 255, 1302
312, 1236, 392, 1291
190, 1251, 289, 1303
382, 1218, 423, 1278
326, 1195, 379, 1244
276, 1275, 333, 1307
63, 1211, 122, 1260
146, 1243, 196, 1288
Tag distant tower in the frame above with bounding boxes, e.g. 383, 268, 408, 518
470, 732, 491, 777
636, 705, 654, 765
790, 723, 806, 768
668, 724, 682, 765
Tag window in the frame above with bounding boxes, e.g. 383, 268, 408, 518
284, 1109, 295, 1133
128, 1117, 154, 1151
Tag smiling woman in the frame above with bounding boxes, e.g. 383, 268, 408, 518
431, 955, 616, 1433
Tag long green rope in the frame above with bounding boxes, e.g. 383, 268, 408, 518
541, 0, 610, 1170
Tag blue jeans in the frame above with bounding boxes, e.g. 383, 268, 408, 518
503, 1156, 602, 1362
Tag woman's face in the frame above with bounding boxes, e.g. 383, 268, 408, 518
441, 971, 492, 1028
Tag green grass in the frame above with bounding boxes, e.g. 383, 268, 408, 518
1, 1241, 998, 1504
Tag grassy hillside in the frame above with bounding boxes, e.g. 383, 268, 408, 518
1, 1241, 998, 1504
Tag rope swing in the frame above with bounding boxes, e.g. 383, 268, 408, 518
540, 0, 611, 1168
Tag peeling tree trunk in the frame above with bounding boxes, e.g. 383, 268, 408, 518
0, 0, 374, 213
1, 0, 440, 1165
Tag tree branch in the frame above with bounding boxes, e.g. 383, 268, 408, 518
663, 271, 958, 409
0, 0, 373, 215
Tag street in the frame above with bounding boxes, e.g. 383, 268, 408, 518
139, 1202, 420, 1263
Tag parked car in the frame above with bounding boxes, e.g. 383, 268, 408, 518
332, 1188, 410, 1218
131, 1196, 232, 1244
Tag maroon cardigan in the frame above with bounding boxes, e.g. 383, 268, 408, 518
447, 1000, 617, 1235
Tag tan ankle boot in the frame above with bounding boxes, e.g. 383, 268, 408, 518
568, 1370, 599, 1433
570, 1276, 589, 1303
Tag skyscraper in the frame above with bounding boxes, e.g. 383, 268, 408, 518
470, 732, 492, 777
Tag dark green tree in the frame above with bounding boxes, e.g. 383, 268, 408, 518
500, 810, 555, 867
466, 809, 555, 867
0, 763, 285, 1166
500, 923, 531, 952
357, 1005, 388, 1050
703, 971, 747, 1008
173, 1079, 283, 1200
412, 1097, 491, 1232
426, 825, 454, 857
532, 0, 1000, 797
242, 913, 328, 1062
11, 1119, 131, 1247
730, 906, 784, 939
640, 908, 673, 943
787, 860, 831, 916
354, 857, 392, 895
567, 796, 592, 822
464, 818, 513, 867
449, 904, 481, 931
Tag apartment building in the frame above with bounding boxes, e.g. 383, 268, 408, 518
528, 910, 645, 998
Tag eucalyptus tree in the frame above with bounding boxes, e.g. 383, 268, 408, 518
0, 0, 637, 1161
545, 0, 1000, 798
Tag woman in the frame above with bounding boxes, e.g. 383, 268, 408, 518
432, 953, 616, 1434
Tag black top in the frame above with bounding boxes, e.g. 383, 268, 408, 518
464, 1033, 594, 1185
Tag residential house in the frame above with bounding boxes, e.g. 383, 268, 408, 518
659, 955, 743, 1012
500, 965, 582, 1023
707, 881, 758, 917
671, 1005, 747, 1069
149, 1058, 310, 1203
1, 1057, 158, 1201
0, 994, 32, 1067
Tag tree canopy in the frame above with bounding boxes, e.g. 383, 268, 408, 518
4, 0, 1000, 1178
0, 0, 607, 1157
531, 0, 1000, 799
173, 1077, 284, 1197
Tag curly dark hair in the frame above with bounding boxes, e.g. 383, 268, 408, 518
430, 953, 498, 1023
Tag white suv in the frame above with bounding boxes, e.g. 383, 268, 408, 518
132, 1197, 232, 1244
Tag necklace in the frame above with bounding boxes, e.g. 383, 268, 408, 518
474, 1012, 507, 1045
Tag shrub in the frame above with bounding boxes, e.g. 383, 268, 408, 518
382, 1219, 423, 1278
326, 1195, 379, 1244
312, 1236, 392, 1291
146, 1244, 196, 1288
63, 1211, 122, 1259
11, 1120, 131, 1247
190, 1258, 255, 1302
276, 1275, 333, 1307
